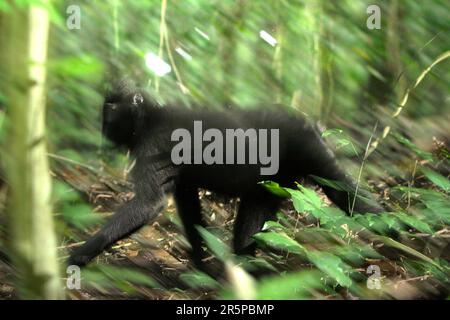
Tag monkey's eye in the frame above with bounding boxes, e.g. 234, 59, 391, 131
105, 103, 118, 110
132, 93, 144, 106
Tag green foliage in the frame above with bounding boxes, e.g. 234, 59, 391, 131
196, 226, 232, 262
306, 251, 353, 287
256, 271, 325, 299
53, 180, 102, 233
421, 168, 450, 192
254, 175, 449, 296
180, 271, 219, 289
322, 129, 359, 156
1, 0, 448, 300
394, 134, 435, 163
82, 265, 159, 293
49, 55, 104, 79
259, 181, 290, 198
254, 231, 305, 256
49, 123, 448, 299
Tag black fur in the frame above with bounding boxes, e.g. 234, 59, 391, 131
69, 80, 383, 269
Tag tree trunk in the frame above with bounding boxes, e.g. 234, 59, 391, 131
1, 1, 62, 299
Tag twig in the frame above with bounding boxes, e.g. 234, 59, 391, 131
112, 0, 120, 50
407, 160, 418, 209
155, 0, 167, 92
395, 274, 432, 287
164, 23, 188, 94
367, 50, 450, 157
57, 241, 85, 249
350, 122, 378, 215
47, 153, 97, 172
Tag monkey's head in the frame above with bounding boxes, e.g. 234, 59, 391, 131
101, 79, 146, 149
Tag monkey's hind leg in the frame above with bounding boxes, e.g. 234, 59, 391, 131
233, 191, 282, 255
174, 186, 208, 270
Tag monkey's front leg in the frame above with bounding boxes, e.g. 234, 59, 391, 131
68, 195, 166, 266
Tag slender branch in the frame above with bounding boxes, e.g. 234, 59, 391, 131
155, 0, 167, 92
164, 28, 188, 94
112, 0, 120, 50
47, 153, 98, 172
367, 50, 450, 157
350, 122, 378, 215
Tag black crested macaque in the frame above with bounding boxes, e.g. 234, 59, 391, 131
68, 80, 384, 269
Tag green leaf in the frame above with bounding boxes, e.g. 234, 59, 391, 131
355, 213, 393, 235
257, 271, 325, 299
52, 180, 81, 203
62, 203, 103, 229
394, 133, 435, 162
396, 212, 434, 234
421, 168, 450, 192
262, 220, 287, 231
197, 226, 231, 262
254, 231, 305, 255
396, 187, 450, 223
259, 181, 290, 197
336, 138, 350, 149
375, 236, 442, 269
236, 256, 278, 272
287, 185, 323, 214
321, 128, 343, 138
379, 212, 402, 230
180, 271, 219, 289
321, 129, 358, 155
49, 55, 104, 79
297, 184, 323, 209
83, 265, 159, 288
310, 176, 347, 192
306, 251, 353, 287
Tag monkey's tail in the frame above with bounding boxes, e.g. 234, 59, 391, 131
313, 159, 384, 215
306, 130, 384, 215
300, 127, 405, 240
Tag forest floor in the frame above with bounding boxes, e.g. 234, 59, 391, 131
0, 114, 449, 299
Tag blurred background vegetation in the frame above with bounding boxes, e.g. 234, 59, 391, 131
0, 0, 449, 299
